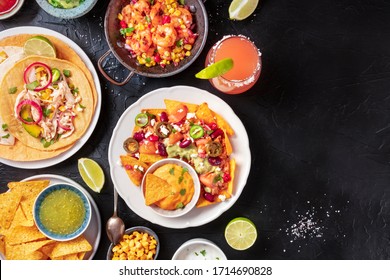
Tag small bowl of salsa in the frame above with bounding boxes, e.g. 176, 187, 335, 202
33, 183, 91, 241
0, 0, 24, 20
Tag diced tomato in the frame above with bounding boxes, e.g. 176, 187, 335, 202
169, 131, 184, 145
168, 104, 188, 123
139, 140, 157, 154
200, 172, 217, 188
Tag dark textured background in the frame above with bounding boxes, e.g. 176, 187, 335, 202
1, 0, 390, 260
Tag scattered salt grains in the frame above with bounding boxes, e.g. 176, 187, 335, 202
285, 209, 325, 242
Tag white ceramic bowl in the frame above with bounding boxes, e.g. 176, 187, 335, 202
141, 158, 201, 218
33, 183, 91, 241
172, 238, 227, 260
35, 0, 97, 19
0, 0, 24, 20
106, 226, 160, 260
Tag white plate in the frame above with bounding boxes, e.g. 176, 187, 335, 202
0, 26, 101, 169
108, 86, 251, 229
172, 238, 227, 260
22, 174, 101, 260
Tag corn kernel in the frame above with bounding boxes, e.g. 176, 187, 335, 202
118, 13, 123, 20
184, 44, 192, 51
173, 9, 181, 17
168, 8, 175, 14
185, 51, 191, 57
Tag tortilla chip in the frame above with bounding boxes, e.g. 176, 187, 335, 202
213, 111, 234, 136
139, 153, 165, 164
8, 180, 50, 222
120, 155, 149, 186
224, 129, 233, 156
49, 235, 92, 259
6, 226, 46, 246
195, 103, 215, 124
0, 191, 22, 230
0, 236, 5, 256
10, 205, 34, 228
40, 243, 56, 259
144, 174, 172, 206
164, 99, 198, 114
78, 251, 86, 260
143, 109, 166, 120
62, 253, 80, 260
5, 239, 55, 260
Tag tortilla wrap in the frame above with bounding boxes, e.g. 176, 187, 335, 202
0, 56, 94, 151
0, 34, 97, 161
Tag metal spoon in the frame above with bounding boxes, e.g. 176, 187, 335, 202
106, 187, 125, 245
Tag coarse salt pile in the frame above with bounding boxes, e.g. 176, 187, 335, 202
286, 210, 324, 242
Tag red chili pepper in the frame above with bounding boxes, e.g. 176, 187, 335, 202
120, 20, 127, 29
162, 15, 171, 24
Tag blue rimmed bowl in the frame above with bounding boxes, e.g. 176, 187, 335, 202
33, 183, 91, 241
35, 0, 98, 19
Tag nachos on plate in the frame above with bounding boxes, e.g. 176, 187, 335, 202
120, 99, 236, 208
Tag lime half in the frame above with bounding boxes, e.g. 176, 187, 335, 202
78, 158, 105, 193
229, 0, 259, 21
24, 36, 56, 58
195, 58, 234, 79
225, 217, 257, 250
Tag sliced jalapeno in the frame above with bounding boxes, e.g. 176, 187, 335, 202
206, 141, 222, 157
155, 122, 173, 138
135, 112, 149, 127
189, 125, 204, 139
51, 68, 61, 82
123, 137, 139, 154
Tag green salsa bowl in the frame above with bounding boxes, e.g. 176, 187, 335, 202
33, 183, 92, 241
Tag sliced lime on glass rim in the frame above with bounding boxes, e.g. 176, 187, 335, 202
195, 58, 234, 79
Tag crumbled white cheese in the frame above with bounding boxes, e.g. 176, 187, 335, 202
160, 124, 170, 136
144, 131, 152, 138
178, 108, 184, 113
172, 124, 181, 132
218, 195, 226, 202
150, 119, 156, 126
215, 167, 221, 172
186, 112, 195, 119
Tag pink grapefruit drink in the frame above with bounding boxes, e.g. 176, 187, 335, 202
206, 35, 262, 94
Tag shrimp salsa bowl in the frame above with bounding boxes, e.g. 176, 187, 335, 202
103, 0, 208, 78
119, 99, 236, 209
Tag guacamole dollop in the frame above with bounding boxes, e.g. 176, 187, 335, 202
48, 0, 85, 9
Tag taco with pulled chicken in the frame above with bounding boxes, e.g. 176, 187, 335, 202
0, 34, 98, 161
0, 56, 94, 151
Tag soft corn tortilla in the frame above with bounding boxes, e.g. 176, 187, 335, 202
0, 34, 97, 160
0, 56, 94, 151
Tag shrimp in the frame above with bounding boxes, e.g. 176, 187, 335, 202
171, 7, 193, 28
177, 28, 196, 45
121, 4, 144, 25
152, 24, 177, 48
133, 0, 151, 15
150, 2, 163, 26
138, 29, 153, 53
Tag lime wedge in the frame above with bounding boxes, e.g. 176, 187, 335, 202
195, 58, 234, 79
78, 158, 105, 193
229, 0, 259, 21
225, 217, 257, 250
24, 36, 56, 58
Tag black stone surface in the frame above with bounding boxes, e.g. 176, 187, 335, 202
1, 0, 390, 260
